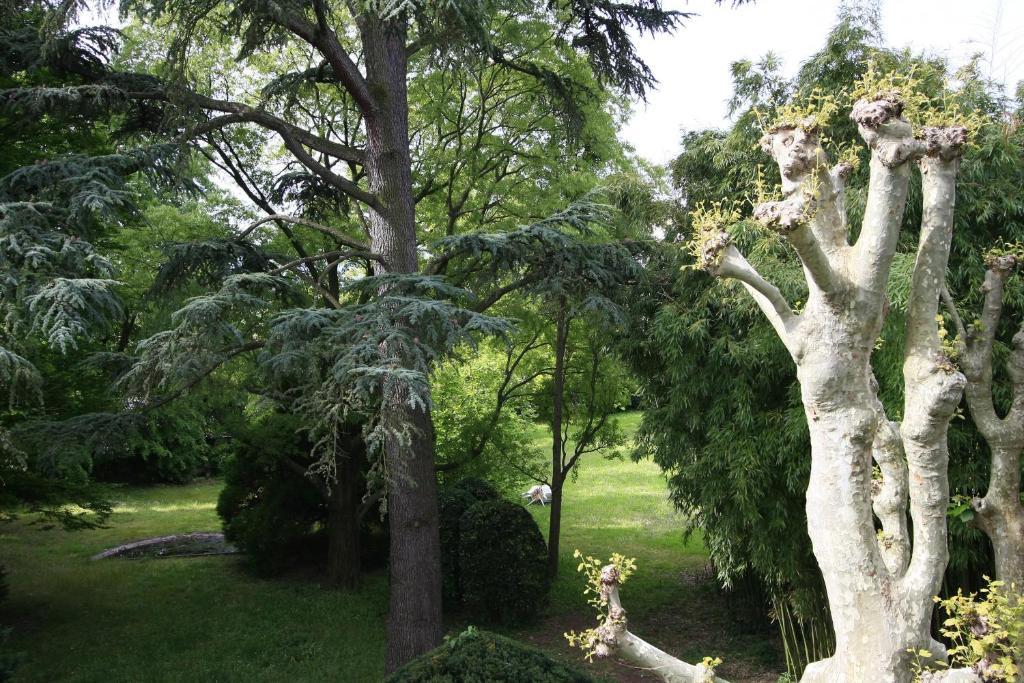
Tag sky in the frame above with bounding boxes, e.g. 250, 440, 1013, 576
622, 0, 1024, 164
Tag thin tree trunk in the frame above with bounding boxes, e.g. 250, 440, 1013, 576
547, 474, 564, 579
326, 471, 361, 588
361, 18, 443, 672
547, 296, 568, 579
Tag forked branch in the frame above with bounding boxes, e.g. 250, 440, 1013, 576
850, 98, 926, 301
900, 125, 968, 598
708, 241, 798, 354
236, 214, 372, 252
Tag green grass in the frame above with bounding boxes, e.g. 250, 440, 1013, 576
511, 412, 782, 681
2, 481, 388, 682
0, 412, 781, 682
523, 412, 705, 612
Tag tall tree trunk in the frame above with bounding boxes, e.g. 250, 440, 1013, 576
362, 19, 443, 672
326, 471, 361, 588
547, 296, 568, 579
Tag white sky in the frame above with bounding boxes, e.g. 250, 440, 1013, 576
623, 0, 1024, 164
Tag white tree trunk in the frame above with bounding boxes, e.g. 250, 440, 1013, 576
584, 98, 989, 683
703, 102, 973, 682
945, 260, 1024, 590
586, 565, 730, 683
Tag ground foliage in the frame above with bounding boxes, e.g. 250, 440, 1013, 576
385, 627, 597, 683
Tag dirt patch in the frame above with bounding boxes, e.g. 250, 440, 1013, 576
92, 532, 237, 560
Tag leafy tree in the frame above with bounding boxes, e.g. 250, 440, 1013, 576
432, 341, 545, 495
537, 295, 634, 578
217, 408, 389, 582
4, 0, 688, 667
0, 0, 217, 525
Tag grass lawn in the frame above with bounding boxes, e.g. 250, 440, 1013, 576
0, 412, 782, 682
515, 411, 782, 682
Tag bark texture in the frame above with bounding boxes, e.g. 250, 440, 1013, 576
946, 255, 1024, 589
326, 444, 363, 588
361, 19, 444, 671
701, 103, 972, 682
548, 296, 569, 579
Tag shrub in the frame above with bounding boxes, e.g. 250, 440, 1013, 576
458, 499, 550, 625
216, 412, 386, 577
911, 579, 1024, 682
216, 413, 325, 575
452, 476, 502, 503
385, 627, 596, 682
217, 449, 324, 576
92, 398, 237, 484
437, 486, 477, 607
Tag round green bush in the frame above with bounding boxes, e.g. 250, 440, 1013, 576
437, 486, 478, 607
452, 476, 501, 502
385, 627, 596, 682
458, 499, 550, 625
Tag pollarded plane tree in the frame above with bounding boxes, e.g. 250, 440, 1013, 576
572, 95, 987, 681
942, 253, 1024, 590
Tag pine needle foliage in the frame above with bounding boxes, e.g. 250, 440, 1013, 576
0, 2, 212, 524
0, 141, 191, 400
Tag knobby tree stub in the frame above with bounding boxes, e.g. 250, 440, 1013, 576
566, 552, 727, 683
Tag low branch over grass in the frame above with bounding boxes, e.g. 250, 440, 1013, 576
566, 553, 728, 683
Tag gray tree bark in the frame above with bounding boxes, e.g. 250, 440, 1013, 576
593, 100, 984, 682
943, 257, 1024, 590
548, 296, 568, 579
361, 18, 444, 671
